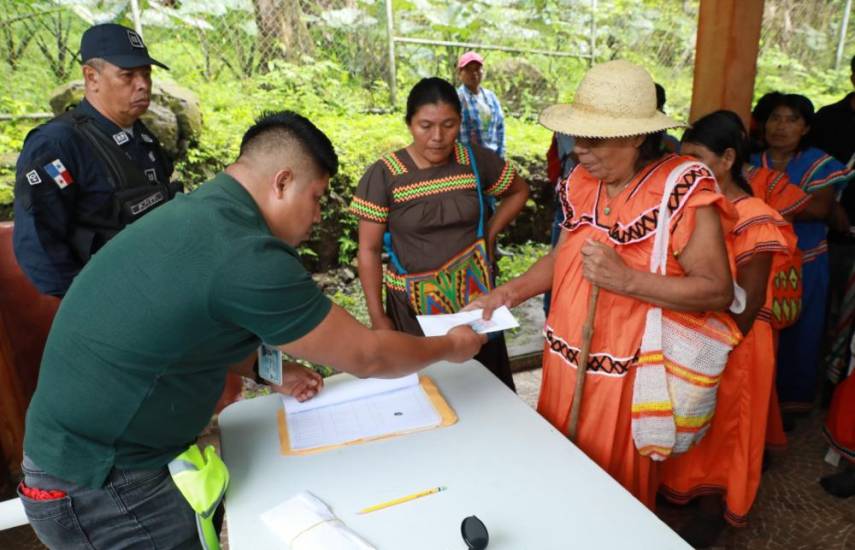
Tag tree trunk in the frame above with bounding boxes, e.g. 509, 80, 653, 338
252, 0, 315, 65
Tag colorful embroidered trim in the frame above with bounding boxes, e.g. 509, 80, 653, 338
381, 151, 408, 175
485, 162, 516, 196
349, 196, 389, 223
732, 215, 788, 235
454, 142, 470, 165
734, 241, 789, 266
767, 170, 787, 194
560, 163, 712, 245
543, 328, 636, 376
780, 194, 811, 216
405, 239, 492, 315
391, 174, 477, 203
800, 154, 845, 192
770, 255, 802, 328
802, 241, 829, 263
383, 269, 406, 292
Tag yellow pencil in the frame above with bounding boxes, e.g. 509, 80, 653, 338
357, 486, 446, 514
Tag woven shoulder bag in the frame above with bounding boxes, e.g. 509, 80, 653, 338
631, 161, 743, 461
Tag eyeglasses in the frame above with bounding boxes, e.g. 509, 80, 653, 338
461, 515, 489, 549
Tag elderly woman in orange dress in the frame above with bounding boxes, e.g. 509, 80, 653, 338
470, 60, 736, 508
659, 111, 798, 547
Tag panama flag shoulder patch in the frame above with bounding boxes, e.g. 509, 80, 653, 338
43, 159, 74, 189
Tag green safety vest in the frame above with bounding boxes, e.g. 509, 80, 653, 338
168, 444, 229, 550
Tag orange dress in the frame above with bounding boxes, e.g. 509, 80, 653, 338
538, 155, 734, 508
659, 196, 797, 526
746, 166, 805, 451
746, 165, 810, 218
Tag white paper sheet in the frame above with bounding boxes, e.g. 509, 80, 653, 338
283, 374, 418, 414
416, 306, 519, 337
261, 491, 375, 549
282, 375, 441, 451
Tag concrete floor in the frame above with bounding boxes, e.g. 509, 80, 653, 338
3, 367, 854, 549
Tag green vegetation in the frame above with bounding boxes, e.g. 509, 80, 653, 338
497, 241, 551, 286
2, 0, 855, 263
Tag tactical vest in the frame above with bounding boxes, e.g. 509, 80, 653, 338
54, 108, 180, 262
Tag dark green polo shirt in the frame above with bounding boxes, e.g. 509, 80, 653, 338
24, 173, 331, 489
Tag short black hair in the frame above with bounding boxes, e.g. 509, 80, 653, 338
850, 54, 855, 74
764, 93, 815, 151
654, 83, 666, 112
405, 77, 461, 124
239, 110, 338, 177
751, 91, 784, 125
767, 93, 815, 126
683, 110, 753, 196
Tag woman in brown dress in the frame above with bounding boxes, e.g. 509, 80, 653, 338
350, 77, 529, 389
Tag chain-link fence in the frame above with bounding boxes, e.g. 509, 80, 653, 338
2, 0, 854, 121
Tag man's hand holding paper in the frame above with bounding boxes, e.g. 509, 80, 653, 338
417, 307, 519, 338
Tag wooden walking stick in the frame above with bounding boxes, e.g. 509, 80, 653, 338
566, 285, 601, 441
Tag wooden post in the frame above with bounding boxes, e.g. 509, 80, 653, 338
689, 0, 765, 129
385, 0, 397, 107
835, 0, 853, 70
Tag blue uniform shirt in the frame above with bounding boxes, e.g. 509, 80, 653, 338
13, 99, 174, 296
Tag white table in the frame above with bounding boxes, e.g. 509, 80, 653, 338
219, 360, 689, 549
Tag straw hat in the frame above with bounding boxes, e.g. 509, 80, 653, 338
539, 60, 684, 138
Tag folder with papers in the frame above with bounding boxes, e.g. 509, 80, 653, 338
277, 374, 456, 455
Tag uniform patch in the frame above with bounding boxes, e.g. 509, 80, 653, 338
127, 30, 145, 49
141, 133, 153, 143
42, 159, 73, 189
25, 170, 42, 186
113, 131, 130, 146
129, 191, 164, 216
144, 168, 158, 182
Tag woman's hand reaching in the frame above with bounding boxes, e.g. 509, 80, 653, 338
463, 286, 517, 320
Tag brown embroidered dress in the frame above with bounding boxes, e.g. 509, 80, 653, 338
351, 142, 517, 389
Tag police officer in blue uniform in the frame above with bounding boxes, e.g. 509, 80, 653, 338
13, 23, 179, 296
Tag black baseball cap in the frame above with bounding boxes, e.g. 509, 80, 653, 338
80, 23, 169, 70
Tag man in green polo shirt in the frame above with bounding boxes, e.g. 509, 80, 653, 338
19, 111, 484, 549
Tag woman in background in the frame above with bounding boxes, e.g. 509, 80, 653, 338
351, 77, 528, 390
751, 94, 852, 422
661, 111, 798, 547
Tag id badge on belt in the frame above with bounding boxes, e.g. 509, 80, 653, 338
257, 344, 283, 385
